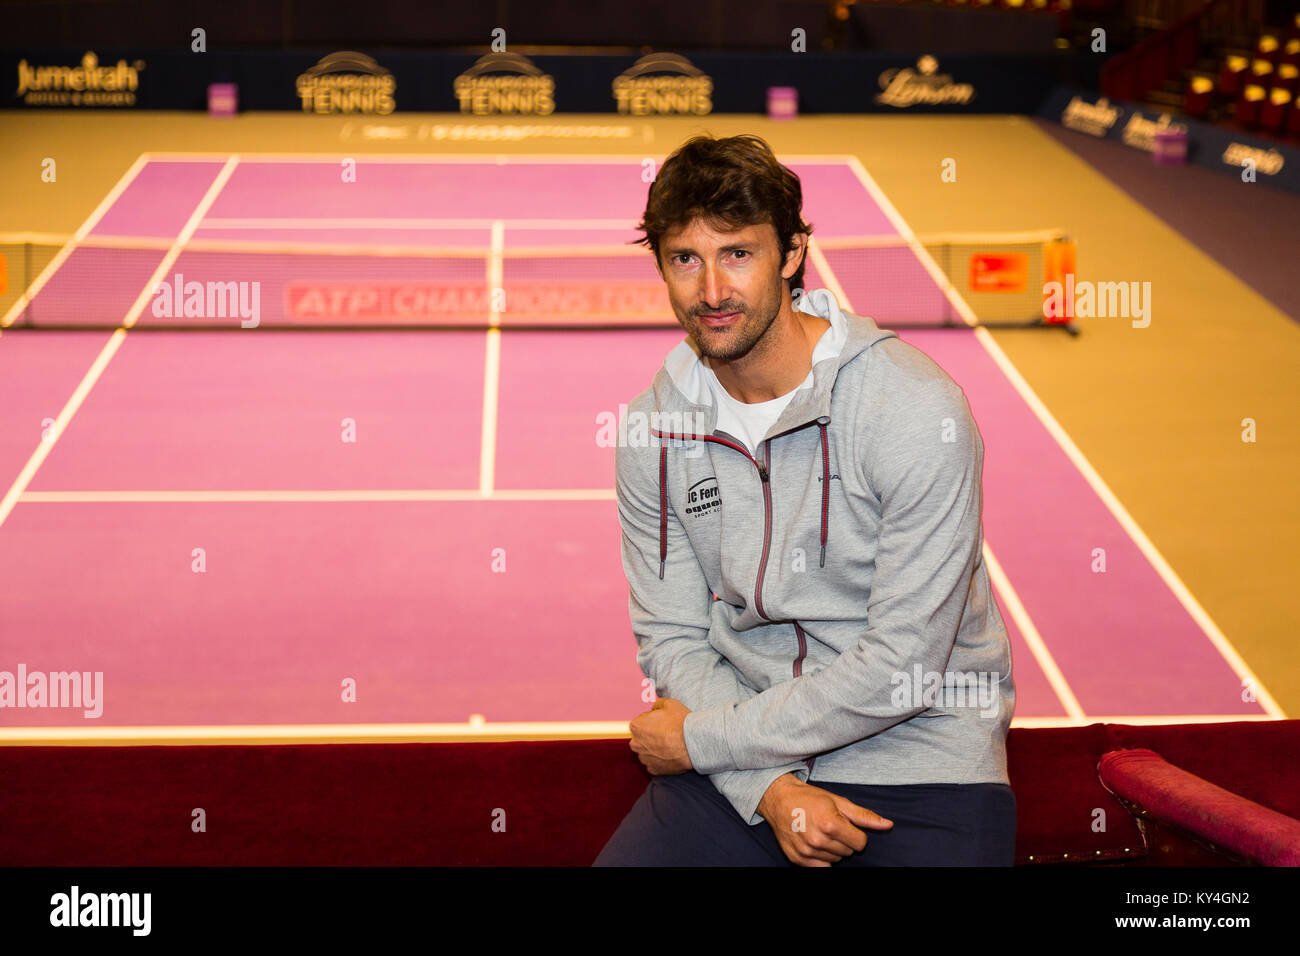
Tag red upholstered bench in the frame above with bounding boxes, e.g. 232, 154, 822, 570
2, 719, 1297, 865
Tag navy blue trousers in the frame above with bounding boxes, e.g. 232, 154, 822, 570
593, 771, 1016, 866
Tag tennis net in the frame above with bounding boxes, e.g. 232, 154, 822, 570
0, 230, 1075, 332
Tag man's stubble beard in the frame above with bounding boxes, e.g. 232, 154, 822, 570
676, 274, 785, 363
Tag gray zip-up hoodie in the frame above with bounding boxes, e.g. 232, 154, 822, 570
615, 288, 1015, 826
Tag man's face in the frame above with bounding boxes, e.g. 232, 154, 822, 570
658, 219, 801, 362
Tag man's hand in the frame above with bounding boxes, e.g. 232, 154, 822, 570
628, 697, 693, 775
758, 774, 894, 867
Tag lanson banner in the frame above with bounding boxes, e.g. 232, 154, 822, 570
3, 47, 1065, 115
1040, 85, 1300, 193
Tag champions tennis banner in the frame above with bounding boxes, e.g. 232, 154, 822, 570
2, 47, 1074, 115
1040, 85, 1300, 193
284, 281, 671, 325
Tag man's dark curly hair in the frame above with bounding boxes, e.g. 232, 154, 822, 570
634, 134, 813, 295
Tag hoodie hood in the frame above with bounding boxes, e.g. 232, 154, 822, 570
651, 288, 897, 434
645, 288, 898, 578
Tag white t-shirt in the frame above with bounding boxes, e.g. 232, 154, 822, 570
697, 297, 845, 456
703, 363, 811, 457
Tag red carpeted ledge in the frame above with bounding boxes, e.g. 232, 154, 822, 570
1098, 747, 1300, 866
1, 720, 1296, 865
0, 738, 652, 866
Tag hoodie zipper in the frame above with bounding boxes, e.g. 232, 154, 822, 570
792, 621, 808, 678
743, 436, 814, 774
723, 434, 816, 775
652, 426, 817, 775
753, 438, 774, 621
793, 621, 816, 775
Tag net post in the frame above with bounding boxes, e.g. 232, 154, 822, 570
1043, 237, 1077, 329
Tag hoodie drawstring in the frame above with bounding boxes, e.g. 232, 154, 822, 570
658, 445, 668, 580
819, 422, 829, 568
655, 424, 832, 577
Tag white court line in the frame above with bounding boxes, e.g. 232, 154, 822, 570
97, 235, 486, 258
0, 157, 241, 537
1, 231, 646, 260
813, 229, 1066, 249
0, 714, 1277, 746
811, 234, 1081, 721
19, 489, 617, 503
479, 221, 505, 496
1, 231, 174, 249
0, 154, 151, 330
805, 236, 851, 317
200, 217, 639, 230
140, 150, 867, 164
983, 542, 1086, 721
1010, 714, 1281, 729
844, 154, 1284, 719
116, 156, 241, 332
0, 722, 633, 746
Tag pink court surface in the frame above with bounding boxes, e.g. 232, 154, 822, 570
0, 152, 1282, 744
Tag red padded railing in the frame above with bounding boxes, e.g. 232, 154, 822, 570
1098, 747, 1300, 866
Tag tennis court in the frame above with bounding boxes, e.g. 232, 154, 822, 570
0, 150, 1280, 743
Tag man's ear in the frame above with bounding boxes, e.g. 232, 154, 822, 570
782, 233, 808, 280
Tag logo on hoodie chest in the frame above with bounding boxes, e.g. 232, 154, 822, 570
684, 476, 721, 518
